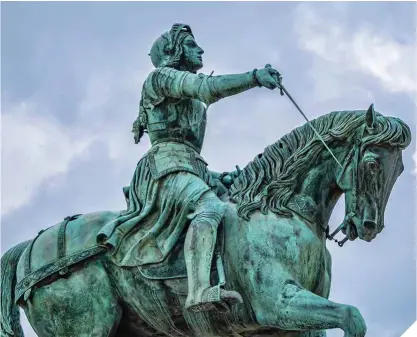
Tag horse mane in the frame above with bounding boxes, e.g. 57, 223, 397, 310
229, 110, 411, 220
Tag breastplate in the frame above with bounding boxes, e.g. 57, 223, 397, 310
146, 98, 207, 154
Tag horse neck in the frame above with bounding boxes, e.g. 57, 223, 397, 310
295, 148, 346, 230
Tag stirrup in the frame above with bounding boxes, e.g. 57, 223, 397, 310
186, 285, 242, 313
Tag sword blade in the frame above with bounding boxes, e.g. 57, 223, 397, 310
280, 85, 343, 168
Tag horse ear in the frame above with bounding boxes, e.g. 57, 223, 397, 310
365, 103, 377, 131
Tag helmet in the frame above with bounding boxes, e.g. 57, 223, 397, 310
149, 23, 194, 68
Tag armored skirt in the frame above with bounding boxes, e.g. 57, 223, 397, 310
97, 150, 216, 267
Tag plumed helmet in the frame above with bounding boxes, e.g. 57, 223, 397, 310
149, 23, 194, 68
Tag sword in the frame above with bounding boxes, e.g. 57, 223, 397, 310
274, 71, 343, 168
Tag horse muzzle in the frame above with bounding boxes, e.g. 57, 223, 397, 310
355, 193, 380, 242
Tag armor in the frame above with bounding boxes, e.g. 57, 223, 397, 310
139, 65, 258, 152
141, 67, 209, 153
129, 23, 257, 312
146, 142, 209, 181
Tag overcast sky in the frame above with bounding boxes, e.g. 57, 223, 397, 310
1, 2, 416, 337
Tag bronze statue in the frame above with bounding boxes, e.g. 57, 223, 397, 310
1, 23, 412, 337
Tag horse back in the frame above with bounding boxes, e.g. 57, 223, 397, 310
15, 211, 119, 303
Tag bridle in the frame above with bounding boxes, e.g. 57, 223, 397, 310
324, 129, 366, 248
324, 126, 401, 247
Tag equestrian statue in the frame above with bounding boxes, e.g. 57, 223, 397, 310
1, 23, 412, 337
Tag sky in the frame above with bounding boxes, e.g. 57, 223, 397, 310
1, 2, 416, 337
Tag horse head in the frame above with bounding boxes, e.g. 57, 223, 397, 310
231, 105, 411, 247
333, 104, 411, 244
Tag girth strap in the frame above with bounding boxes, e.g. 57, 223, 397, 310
23, 214, 82, 277
16, 214, 108, 304
57, 214, 82, 275
24, 230, 44, 277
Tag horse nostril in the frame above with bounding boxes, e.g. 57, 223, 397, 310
363, 220, 377, 231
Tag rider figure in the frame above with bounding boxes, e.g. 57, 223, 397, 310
98, 23, 282, 312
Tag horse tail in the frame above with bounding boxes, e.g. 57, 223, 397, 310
1, 240, 30, 337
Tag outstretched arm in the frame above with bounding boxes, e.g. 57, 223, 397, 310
145, 65, 280, 106
182, 70, 258, 105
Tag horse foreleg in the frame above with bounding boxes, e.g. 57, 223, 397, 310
254, 280, 366, 337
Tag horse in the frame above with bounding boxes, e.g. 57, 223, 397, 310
1, 106, 411, 337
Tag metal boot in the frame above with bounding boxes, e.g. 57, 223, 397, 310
184, 220, 243, 312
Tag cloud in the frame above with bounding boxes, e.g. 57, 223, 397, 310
1, 102, 94, 215
293, 4, 416, 103
1, 60, 153, 217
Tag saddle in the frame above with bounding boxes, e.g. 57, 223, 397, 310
15, 212, 226, 304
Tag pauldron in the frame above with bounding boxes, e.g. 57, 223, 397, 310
145, 67, 189, 106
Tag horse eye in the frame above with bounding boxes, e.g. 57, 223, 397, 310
366, 160, 378, 171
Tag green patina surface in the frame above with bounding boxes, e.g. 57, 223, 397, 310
0, 23, 412, 337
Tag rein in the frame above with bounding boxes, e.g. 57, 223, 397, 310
325, 134, 364, 248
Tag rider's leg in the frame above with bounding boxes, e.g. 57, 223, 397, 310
184, 190, 243, 312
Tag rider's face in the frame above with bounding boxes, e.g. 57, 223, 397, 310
182, 35, 204, 72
